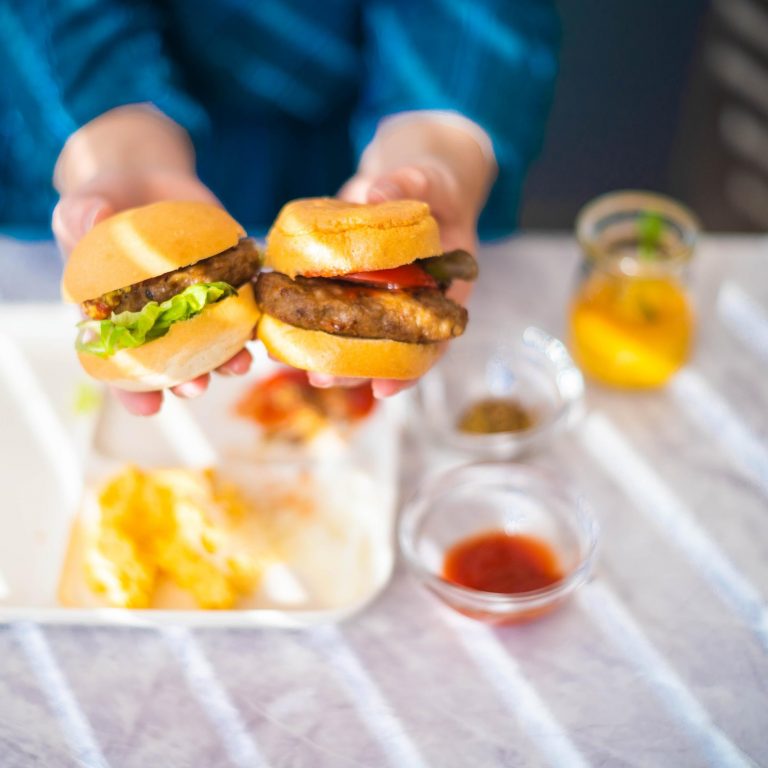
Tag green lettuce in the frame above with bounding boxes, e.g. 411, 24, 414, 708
76, 282, 237, 358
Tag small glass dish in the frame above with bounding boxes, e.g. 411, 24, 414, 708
399, 462, 599, 624
416, 327, 584, 458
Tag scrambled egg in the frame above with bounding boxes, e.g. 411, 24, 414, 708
85, 466, 264, 609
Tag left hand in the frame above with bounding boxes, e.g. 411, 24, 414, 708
52, 105, 255, 416
324, 160, 478, 398
54, 168, 254, 416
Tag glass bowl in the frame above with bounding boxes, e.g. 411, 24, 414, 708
399, 462, 599, 624
415, 327, 584, 459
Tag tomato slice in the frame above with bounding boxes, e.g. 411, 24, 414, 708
340, 264, 437, 289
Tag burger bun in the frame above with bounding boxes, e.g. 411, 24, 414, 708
63, 200, 246, 304
265, 197, 441, 278
257, 312, 442, 381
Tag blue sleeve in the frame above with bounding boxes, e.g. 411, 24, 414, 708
351, 0, 560, 239
1, 0, 209, 154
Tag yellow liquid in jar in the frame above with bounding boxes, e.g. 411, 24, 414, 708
569, 272, 693, 387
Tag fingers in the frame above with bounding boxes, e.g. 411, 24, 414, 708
145, 171, 220, 206
53, 170, 219, 257
171, 374, 210, 399
363, 164, 475, 254
112, 388, 164, 416
113, 370, 413, 416
112, 374, 210, 417
113, 355, 246, 416
215, 347, 252, 376
366, 163, 459, 215
164, 348, 249, 406
371, 379, 417, 399
307, 372, 368, 389
52, 194, 114, 256
337, 175, 372, 204
367, 166, 431, 204
307, 371, 416, 399
341, 165, 439, 209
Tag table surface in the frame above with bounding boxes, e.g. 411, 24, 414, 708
1, 234, 766, 768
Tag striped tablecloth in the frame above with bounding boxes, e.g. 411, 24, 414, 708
1, 235, 766, 767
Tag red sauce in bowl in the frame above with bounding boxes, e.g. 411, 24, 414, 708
443, 531, 563, 594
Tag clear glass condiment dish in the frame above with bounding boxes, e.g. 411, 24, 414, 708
399, 462, 599, 624
415, 327, 584, 459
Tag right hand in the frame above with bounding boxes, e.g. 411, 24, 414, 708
53, 107, 253, 416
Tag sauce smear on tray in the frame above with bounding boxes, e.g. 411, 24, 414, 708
443, 531, 563, 594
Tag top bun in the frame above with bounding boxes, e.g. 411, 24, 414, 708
62, 201, 246, 303
265, 198, 441, 278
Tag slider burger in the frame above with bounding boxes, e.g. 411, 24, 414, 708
256, 198, 478, 379
62, 201, 261, 391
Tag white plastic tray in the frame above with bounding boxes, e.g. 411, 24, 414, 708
0, 304, 401, 626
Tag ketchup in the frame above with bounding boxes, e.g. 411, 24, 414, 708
443, 531, 563, 594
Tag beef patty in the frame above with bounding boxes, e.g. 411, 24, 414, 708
82, 238, 261, 320
255, 272, 467, 344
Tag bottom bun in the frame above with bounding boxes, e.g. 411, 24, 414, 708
257, 313, 443, 380
78, 283, 260, 391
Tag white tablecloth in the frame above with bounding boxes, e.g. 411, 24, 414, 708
1, 234, 766, 768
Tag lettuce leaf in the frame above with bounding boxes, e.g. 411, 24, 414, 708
76, 282, 237, 358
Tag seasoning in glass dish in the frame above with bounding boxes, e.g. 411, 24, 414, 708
417, 327, 584, 459
457, 397, 536, 435
570, 190, 699, 388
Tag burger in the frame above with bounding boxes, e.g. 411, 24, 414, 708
62, 200, 262, 391
255, 198, 478, 379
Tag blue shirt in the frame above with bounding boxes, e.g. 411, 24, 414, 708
1, 0, 559, 238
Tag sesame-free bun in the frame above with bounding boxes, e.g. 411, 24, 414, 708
78, 283, 260, 391
62, 201, 245, 303
257, 313, 442, 380
265, 198, 441, 278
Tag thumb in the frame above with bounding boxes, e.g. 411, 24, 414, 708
366, 163, 460, 222
365, 164, 475, 254
367, 166, 430, 204
52, 194, 114, 257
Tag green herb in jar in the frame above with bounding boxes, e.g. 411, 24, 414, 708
638, 210, 664, 261
457, 398, 535, 434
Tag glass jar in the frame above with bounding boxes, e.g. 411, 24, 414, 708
569, 190, 700, 388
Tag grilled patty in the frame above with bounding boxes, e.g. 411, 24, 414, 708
82, 239, 261, 320
255, 272, 467, 343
